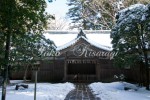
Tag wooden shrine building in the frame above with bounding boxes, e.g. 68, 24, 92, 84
32, 30, 125, 82
11, 30, 150, 83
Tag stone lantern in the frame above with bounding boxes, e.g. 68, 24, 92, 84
32, 61, 40, 100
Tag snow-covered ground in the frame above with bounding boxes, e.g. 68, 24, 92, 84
0, 82, 75, 100
0, 81, 150, 100
90, 82, 150, 100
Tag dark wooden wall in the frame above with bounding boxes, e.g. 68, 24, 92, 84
11, 71, 30, 80
97, 59, 150, 83
32, 60, 64, 82
11, 59, 150, 83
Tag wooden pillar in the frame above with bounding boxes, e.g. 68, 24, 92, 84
64, 60, 67, 81
96, 62, 100, 81
64, 53, 67, 81
52, 56, 55, 81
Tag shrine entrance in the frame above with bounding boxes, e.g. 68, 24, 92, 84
67, 63, 96, 75
65, 60, 97, 82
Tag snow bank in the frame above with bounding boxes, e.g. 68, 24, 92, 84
0, 82, 75, 100
89, 82, 150, 100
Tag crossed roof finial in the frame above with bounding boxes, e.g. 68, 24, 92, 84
77, 29, 87, 38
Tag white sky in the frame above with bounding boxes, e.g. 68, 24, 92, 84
45, 0, 69, 19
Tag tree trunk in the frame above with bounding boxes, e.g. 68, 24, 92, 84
145, 60, 149, 90
2, 1, 12, 99
144, 51, 150, 90
139, 61, 144, 87
23, 64, 29, 82
140, 24, 149, 90
2, 32, 11, 100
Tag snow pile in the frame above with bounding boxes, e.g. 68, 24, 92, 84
89, 82, 150, 100
0, 82, 75, 100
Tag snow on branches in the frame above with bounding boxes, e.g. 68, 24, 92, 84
110, 3, 150, 67
114, 4, 150, 32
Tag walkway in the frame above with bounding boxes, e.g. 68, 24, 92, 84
64, 83, 101, 100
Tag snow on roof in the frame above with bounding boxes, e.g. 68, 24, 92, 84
83, 36, 112, 51
45, 30, 111, 34
56, 36, 111, 51
44, 30, 112, 51
56, 36, 80, 51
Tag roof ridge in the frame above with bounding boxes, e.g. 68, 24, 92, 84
44, 30, 111, 34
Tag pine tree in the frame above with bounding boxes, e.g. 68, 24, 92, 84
67, 0, 97, 29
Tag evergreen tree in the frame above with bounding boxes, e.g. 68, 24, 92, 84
67, 0, 97, 29
0, 0, 54, 100
111, 4, 150, 90
10, 33, 56, 82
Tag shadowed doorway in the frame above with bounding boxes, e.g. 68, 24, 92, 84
67, 63, 96, 75
67, 63, 96, 82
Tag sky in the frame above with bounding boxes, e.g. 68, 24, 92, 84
45, 0, 69, 19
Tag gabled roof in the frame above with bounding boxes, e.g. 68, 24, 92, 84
55, 30, 111, 51
44, 30, 112, 51
56, 35, 111, 51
